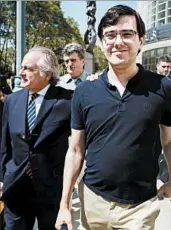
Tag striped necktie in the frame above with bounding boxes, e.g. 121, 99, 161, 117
26, 93, 38, 135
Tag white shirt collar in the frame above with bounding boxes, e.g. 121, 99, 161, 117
29, 84, 50, 96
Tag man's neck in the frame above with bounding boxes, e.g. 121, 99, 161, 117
70, 71, 84, 79
108, 63, 138, 87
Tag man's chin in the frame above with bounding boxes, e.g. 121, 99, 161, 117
20, 82, 29, 89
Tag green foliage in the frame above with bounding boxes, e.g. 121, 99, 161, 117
25, 1, 83, 59
0, 1, 16, 74
0, 1, 83, 74
93, 45, 107, 73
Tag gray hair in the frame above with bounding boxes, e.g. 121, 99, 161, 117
62, 43, 85, 59
28, 46, 59, 85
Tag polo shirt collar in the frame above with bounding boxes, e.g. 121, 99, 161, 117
100, 64, 145, 89
66, 71, 88, 84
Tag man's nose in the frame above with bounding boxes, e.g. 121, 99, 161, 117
114, 34, 124, 45
19, 68, 25, 76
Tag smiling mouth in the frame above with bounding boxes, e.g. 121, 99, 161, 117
113, 50, 128, 53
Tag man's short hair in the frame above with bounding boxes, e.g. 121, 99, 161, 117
28, 46, 59, 85
157, 55, 171, 64
98, 4, 146, 40
62, 43, 85, 59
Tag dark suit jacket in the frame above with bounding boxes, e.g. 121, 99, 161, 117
0, 85, 73, 204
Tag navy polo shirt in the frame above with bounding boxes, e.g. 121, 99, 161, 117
71, 64, 171, 204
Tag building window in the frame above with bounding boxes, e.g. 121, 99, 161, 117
152, 1, 156, 8
158, 3, 166, 11
157, 48, 164, 56
168, 16, 171, 23
166, 47, 171, 54
152, 8, 156, 15
158, 11, 165, 19
158, 19, 165, 25
151, 15, 156, 21
158, 1, 166, 5
168, 1, 171, 8
168, 9, 171, 16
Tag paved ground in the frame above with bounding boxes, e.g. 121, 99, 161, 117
155, 198, 171, 230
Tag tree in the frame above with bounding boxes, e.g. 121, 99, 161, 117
0, 1, 16, 74
25, 2, 83, 57
0, 1, 84, 75
93, 46, 107, 73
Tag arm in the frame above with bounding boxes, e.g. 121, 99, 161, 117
55, 87, 85, 230
60, 128, 85, 209
160, 124, 171, 181
158, 124, 171, 197
55, 129, 85, 230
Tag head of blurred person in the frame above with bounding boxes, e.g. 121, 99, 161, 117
156, 55, 171, 76
62, 43, 85, 78
19, 46, 59, 92
98, 5, 145, 71
0, 90, 6, 103
0, 76, 12, 103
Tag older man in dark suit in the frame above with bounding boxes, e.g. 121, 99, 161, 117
0, 46, 72, 230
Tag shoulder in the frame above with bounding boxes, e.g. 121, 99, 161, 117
6, 89, 26, 101
58, 74, 70, 84
50, 85, 73, 100
138, 65, 166, 87
141, 66, 171, 98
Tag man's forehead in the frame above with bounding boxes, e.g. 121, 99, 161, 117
103, 15, 137, 32
22, 52, 41, 66
64, 52, 80, 60
159, 61, 171, 67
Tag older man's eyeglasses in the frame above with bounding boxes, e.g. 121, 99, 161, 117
102, 29, 139, 45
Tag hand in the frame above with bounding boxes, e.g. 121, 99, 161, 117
86, 73, 99, 81
158, 181, 171, 198
0, 90, 7, 103
55, 208, 72, 230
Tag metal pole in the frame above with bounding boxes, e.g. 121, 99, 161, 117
14, 1, 26, 91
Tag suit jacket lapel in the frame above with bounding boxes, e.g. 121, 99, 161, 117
33, 85, 57, 129
15, 89, 28, 135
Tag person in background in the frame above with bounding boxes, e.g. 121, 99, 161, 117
156, 55, 171, 78
0, 46, 72, 230
58, 42, 89, 230
156, 55, 171, 184
58, 43, 89, 90
56, 5, 171, 230
0, 76, 12, 230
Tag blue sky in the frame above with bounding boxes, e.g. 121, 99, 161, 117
61, 1, 137, 36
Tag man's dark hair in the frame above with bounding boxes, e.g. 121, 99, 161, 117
157, 55, 171, 64
98, 5, 146, 40
62, 43, 85, 60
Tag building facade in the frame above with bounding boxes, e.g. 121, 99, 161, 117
137, 1, 171, 71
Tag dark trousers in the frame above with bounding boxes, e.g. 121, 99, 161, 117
4, 174, 59, 230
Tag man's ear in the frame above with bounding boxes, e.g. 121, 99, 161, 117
139, 36, 145, 48
45, 72, 52, 81
82, 59, 85, 67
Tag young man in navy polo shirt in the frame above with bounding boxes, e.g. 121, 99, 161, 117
56, 5, 171, 230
